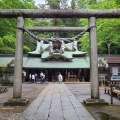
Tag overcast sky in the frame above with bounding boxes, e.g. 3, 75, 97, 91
34, 0, 45, 6
34, 0, 71, 6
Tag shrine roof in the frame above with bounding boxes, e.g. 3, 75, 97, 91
41, 51, 73, 59
0, 54, 108, 68
28, 42, 49, 55
24, 57, 90, 69
106, 56, 120, 63
0, 55, 28, 67
65, 43, 72, 50
27, 42, 87, 56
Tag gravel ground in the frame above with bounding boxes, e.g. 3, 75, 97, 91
0, 83, 47, 120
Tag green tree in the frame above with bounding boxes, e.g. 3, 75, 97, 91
46, 0, 60, 9
0, 0, 36, 54
0, 35, 16, 54
77, 0, 120, 54
0, 37, 3, 47
45, 0, 62, 37
23, 45, 31, 53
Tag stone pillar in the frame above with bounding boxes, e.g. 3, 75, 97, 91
13, 17, 24, 99
89, 17, 99, 99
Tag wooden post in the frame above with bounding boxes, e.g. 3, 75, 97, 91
89, 17, 99, 99
110, 82, 113, 104
13, 17, 24, 98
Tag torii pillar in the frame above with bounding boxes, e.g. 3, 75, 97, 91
89, 17, 99, 99
13, 17, 24, 99
84, 17, 108, 105
4, 17, 29, 106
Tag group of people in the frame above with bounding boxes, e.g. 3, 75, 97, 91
29, 73, 37, 83
29, 71, 46, 84
29, 71, 63, 84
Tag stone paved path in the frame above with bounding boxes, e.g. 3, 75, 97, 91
18, 83, 95, 120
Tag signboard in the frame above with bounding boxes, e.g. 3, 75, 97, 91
110, 75, 120, 82
109, 75, 120, 104
112, 67, 118, 75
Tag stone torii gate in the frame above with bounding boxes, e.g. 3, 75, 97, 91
23, 26, 89, 43
0, 9, 120, 105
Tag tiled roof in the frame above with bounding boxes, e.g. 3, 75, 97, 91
106, 56, 120, 63
28, 41, 49, 55
41, 51, 73, 59
28, 42, 86, 56
0, 55, 108, 69
24, 57, 90, 68
0, 56, 28, 67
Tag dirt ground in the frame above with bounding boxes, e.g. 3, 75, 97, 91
0, 83, 47, 120
0, 83, 120, 120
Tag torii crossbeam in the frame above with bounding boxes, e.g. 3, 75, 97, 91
0, 9, 120, 18
1, 9, 119, 106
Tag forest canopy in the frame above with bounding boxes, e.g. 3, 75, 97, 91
0, 0, 119, 54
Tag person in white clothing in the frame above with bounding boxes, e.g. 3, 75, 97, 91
31, 74, 35, 83
42, 73, 45, 83
58, 73, 63, 84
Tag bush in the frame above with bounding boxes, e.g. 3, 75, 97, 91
23, 45, 31, 53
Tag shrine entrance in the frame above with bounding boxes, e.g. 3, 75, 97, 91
0, 9, 119, 104
26, 68, 90, 82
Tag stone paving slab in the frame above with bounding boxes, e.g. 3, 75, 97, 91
66, 84, 120, 105
18, 83, 95, 120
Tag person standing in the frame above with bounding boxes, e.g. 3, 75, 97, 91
58, 73, 63, 84
31, 74, 35, 83
40, 71, 43, 78
42, 73, 45, 83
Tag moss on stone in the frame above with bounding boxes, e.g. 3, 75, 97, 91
8, 98, 27, 103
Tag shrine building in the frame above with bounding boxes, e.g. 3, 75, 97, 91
0, 41, 108, 83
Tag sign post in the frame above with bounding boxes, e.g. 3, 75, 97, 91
110, 75, 120, 104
